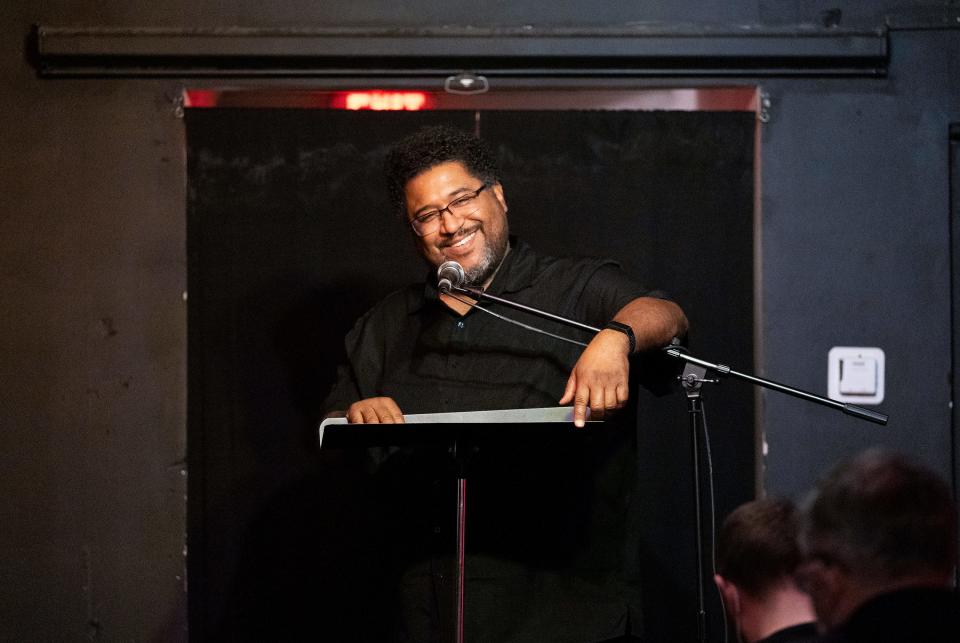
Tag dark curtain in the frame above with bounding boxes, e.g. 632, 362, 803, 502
186, 107, 754, 641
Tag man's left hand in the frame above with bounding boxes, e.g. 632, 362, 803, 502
559, 328, 631, 428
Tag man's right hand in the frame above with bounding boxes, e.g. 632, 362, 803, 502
346, 397, 405, 424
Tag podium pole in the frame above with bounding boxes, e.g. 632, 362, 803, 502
455, 474, 466, 643
451, 438, 473, 643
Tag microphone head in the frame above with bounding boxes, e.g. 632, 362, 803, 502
437, 261, 465, 292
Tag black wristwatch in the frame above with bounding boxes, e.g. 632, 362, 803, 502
603, 320, 636, 354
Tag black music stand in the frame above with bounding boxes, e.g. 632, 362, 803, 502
318, 407, 594, 643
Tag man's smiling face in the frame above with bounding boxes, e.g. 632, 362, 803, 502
405, 160, 509, 286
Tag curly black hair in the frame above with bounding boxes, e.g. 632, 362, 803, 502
384, 125, 501, 220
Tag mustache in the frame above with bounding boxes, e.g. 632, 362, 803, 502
437, 224, 481, 248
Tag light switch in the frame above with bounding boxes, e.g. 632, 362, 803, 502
828, 347, 885, 405
839, 357, 877, 395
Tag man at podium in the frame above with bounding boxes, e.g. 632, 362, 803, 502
322, 125, 688, 642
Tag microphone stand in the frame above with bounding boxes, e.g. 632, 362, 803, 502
444, 283, 889, 643
660, 344, 886, 642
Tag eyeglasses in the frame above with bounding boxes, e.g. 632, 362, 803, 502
409, 183, 490, 237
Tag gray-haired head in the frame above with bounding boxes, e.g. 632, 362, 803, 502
799, 448, 957, 583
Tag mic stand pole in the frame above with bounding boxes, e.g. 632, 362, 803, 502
451, 437, 475, 643
663, 344, 887, 643
679, 359, 712, 643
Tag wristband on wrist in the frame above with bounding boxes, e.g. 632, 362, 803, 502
603, 320, 636, 354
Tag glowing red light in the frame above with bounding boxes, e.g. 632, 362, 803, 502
330, 91, 433, 111
184, 90, 220, 108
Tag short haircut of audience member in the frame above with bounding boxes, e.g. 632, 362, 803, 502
715, 497, 817, 642
717, 497, 804, 597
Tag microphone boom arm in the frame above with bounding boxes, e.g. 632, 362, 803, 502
438, 261, 888, 426
663, 346, 888, 425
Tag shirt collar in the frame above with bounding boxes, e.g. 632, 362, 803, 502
486, 236, 535, 295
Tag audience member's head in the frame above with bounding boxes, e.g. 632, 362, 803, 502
715, 497, 816, 642
798, 448, 958, 630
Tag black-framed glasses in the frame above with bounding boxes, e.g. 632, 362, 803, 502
409, 183, 490, 236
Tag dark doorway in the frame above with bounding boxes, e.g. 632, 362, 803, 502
186, 102, 755, 641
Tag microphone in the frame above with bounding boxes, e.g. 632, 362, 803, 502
437, 260, 466, 293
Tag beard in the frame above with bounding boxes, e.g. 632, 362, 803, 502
462, 223, 509, 286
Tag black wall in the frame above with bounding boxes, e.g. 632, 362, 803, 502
1, 1, 958, 640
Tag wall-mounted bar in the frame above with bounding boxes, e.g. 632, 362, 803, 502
33, 25, 888, 78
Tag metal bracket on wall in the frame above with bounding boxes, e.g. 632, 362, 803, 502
445, 72, 489, 95
758, 90, 772, 124
167, 88, 185, 118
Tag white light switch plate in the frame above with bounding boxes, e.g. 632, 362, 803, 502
828, 347, 885, 405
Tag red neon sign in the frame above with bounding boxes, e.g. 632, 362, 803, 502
330, 91, 434, 111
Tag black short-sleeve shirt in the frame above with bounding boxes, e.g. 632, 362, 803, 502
322, 237, 652, 415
